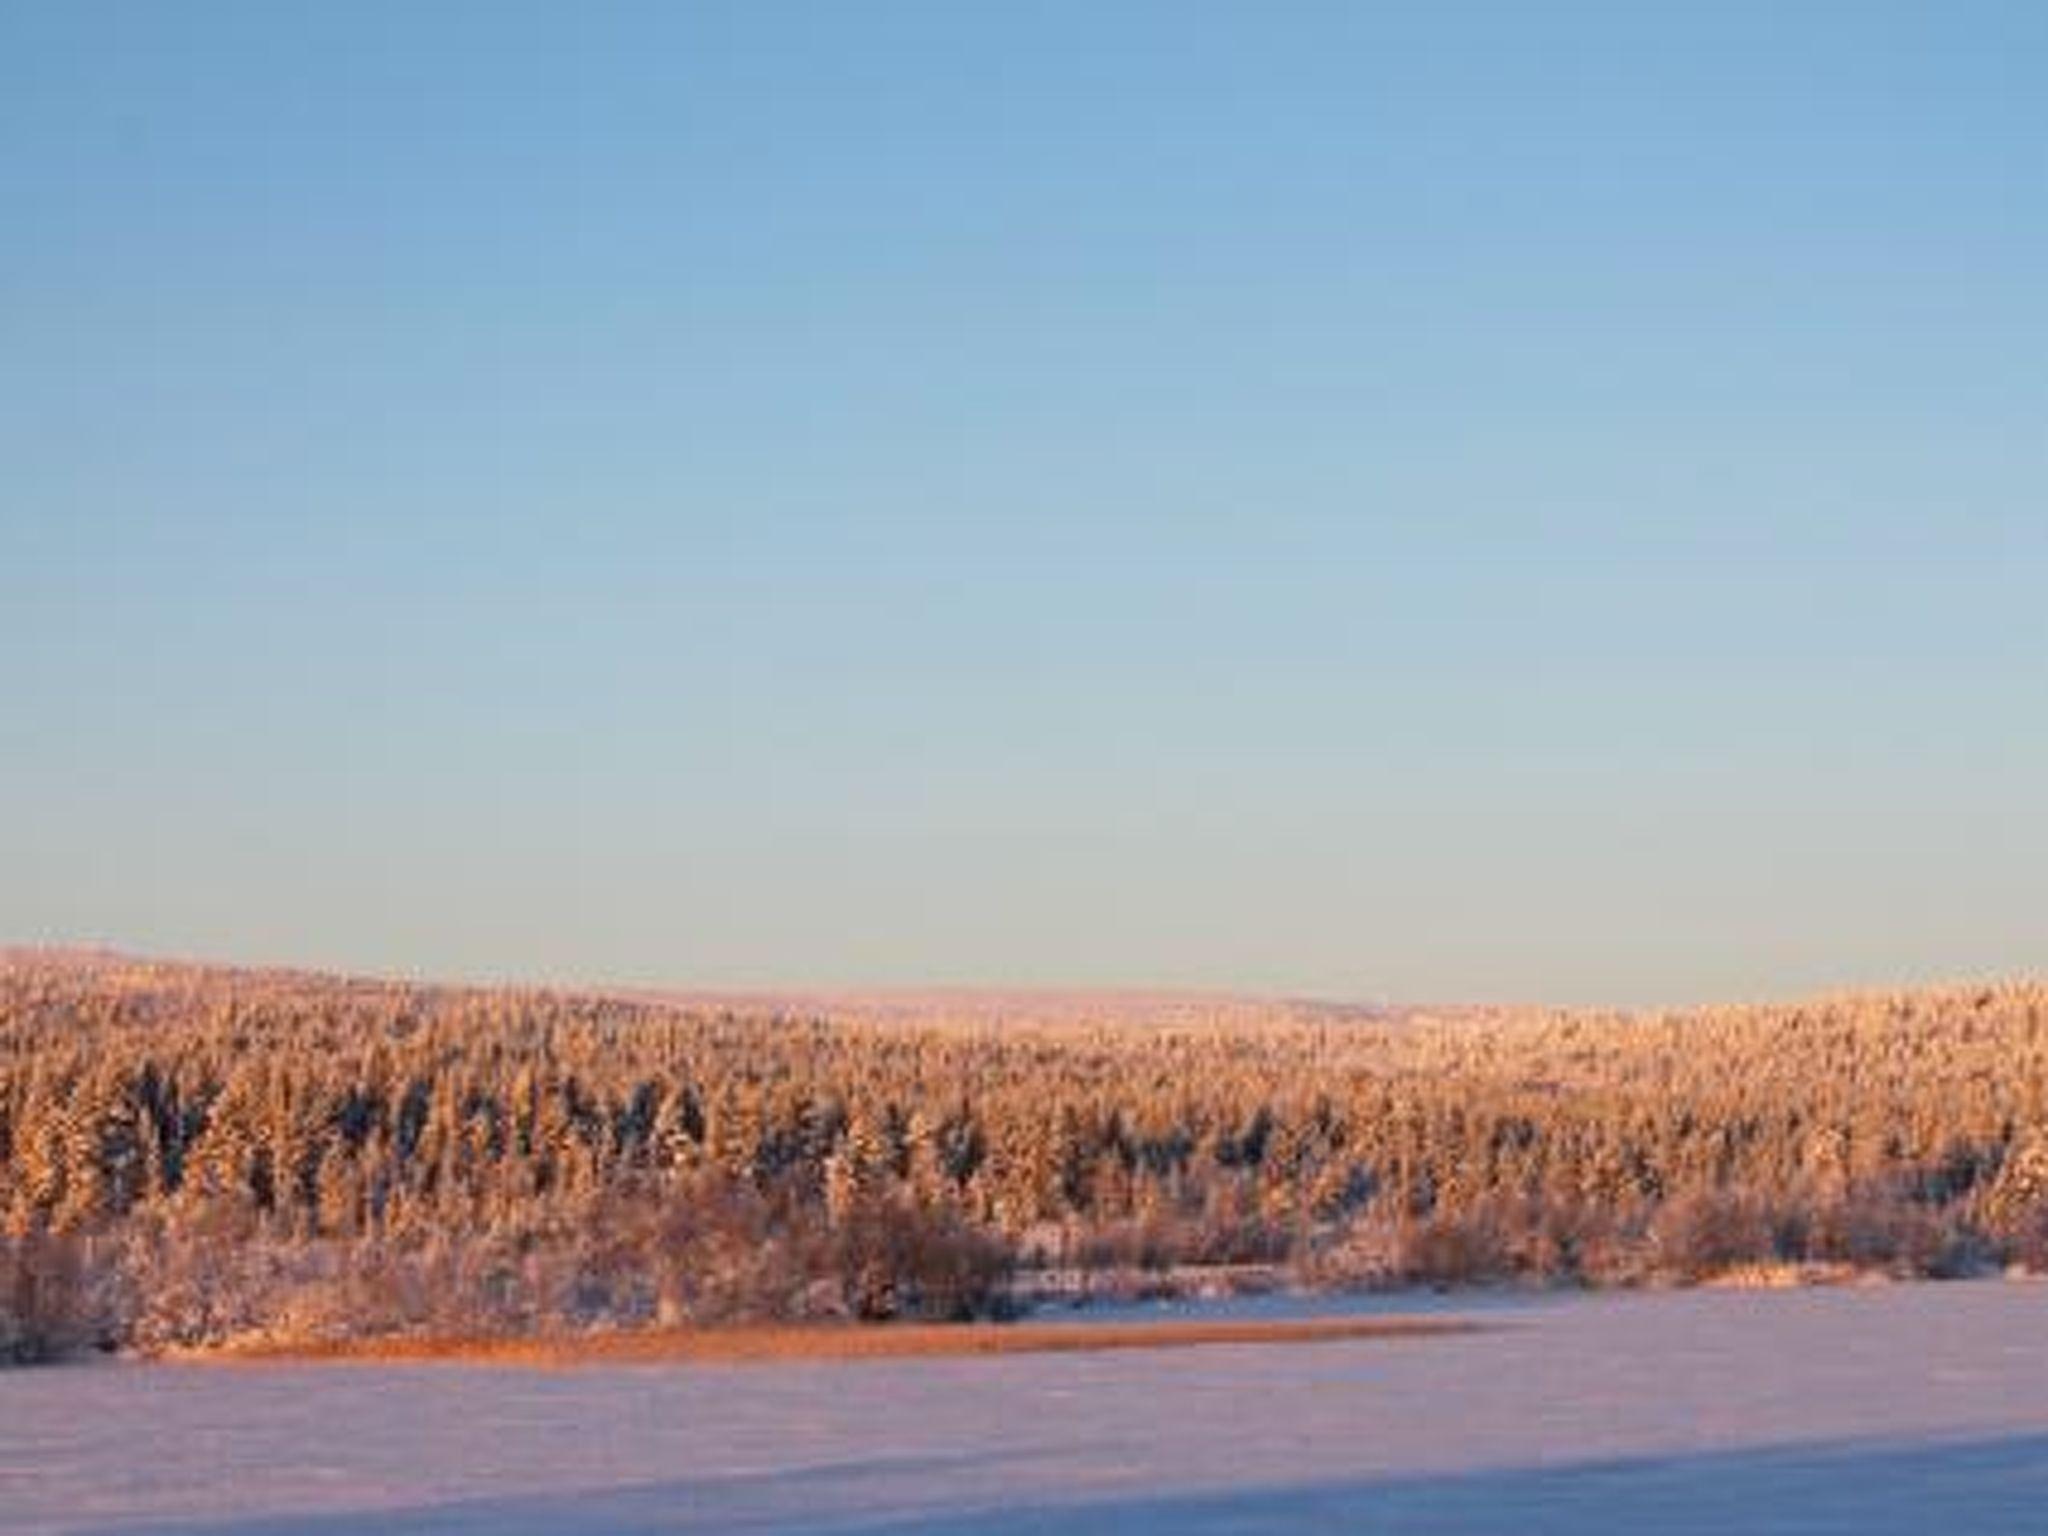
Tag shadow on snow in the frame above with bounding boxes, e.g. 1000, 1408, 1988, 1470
103, 1431, 2048, 1535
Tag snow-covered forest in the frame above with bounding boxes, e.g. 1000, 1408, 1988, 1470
5, 953, 2047, 1359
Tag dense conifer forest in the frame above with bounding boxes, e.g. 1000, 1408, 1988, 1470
5, 952, 2047, 1361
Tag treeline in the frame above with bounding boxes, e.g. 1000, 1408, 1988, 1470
4, 955, 2048, 1360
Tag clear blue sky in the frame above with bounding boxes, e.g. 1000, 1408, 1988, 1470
5, 3, 2044, 1005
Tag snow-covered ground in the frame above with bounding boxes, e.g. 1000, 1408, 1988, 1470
3, 1281, 2046, 1533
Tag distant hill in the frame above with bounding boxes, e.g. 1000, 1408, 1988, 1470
0, 946, 1427, 1033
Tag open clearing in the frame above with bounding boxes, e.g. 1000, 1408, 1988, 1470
3, 1282, 2046, 1533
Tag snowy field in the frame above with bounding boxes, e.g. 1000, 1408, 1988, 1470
3, 1281, 2046, 1534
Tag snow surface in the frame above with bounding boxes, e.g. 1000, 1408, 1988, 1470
3, 1281, 2046, 1533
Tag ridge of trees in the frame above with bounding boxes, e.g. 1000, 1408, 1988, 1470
5, 957, 2046, 1360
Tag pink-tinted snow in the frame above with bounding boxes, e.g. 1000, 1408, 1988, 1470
2, 1281, 2045, 1533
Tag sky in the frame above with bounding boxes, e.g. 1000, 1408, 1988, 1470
4, 3, 2045, 1006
